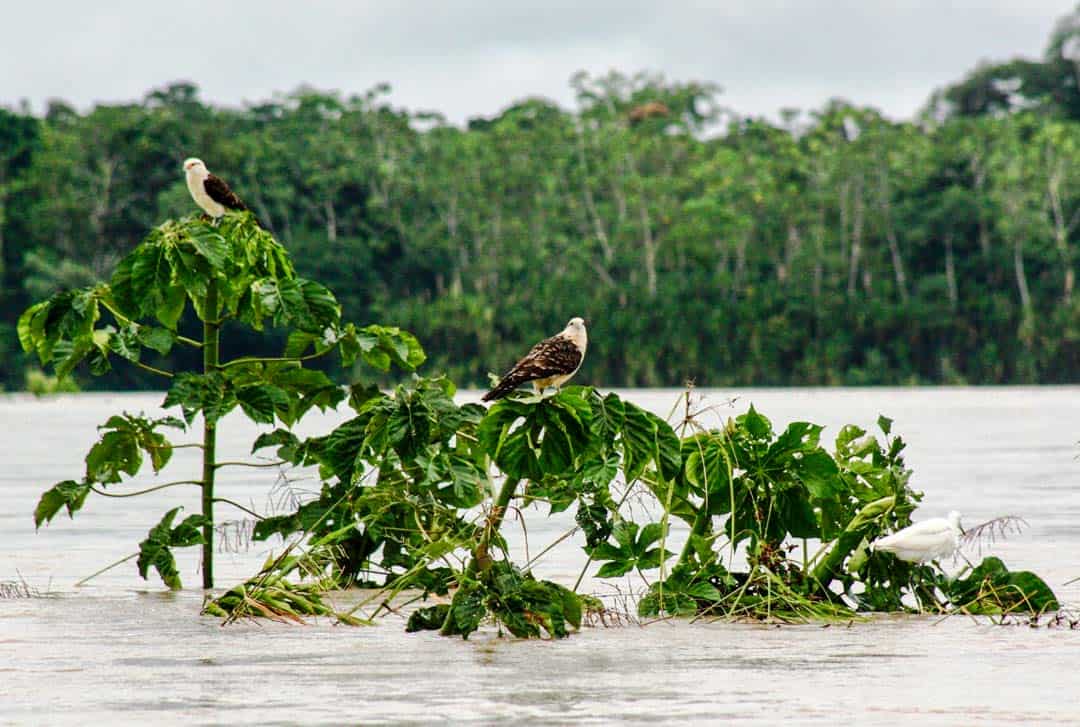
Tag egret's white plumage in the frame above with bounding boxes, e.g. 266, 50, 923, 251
871, 511, 963, 563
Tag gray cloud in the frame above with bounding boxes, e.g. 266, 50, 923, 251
3, 1, 1074, 121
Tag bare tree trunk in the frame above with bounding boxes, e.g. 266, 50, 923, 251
1047, 166, 1074, 304
640, 203, 657, 298
1005, 193, 1033, 320
945, 233, 958, 311
323, 200, 337, 242
715, 238, 730, 296
574, 123, 613, 265
839, 181, 850, 292
876, 168, 909, 303
779, 224, 801, 284
734, 232, 749, 298
813, 224, 824, 303
971, 156, 992, 258
1014, 235, 1032, 317
90, 158, 116, 250
847, 178, 864, 298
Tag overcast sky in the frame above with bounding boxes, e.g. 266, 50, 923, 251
2, 1, 1075, 123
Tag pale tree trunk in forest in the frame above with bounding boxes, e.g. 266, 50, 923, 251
574, 123, 613, 265
90, 158, 116, 249
971, 156, 991, 257
944, 233, 958, 311
323, 200, 337, 242
622, 144, 658, 298
839, 181, 850, 292
813, 222, 824, 304
640, 203, 657, 298
1014, 236, 1033, 317
876, 168, 909, 303
1003, 193, 1034, 323
715, 238, 731, 297
441, 191, 463, 297
778, 225, 802, 284
476, 207, 499, 295
811, 166, 827, 306
733, 232, 750, 299
847, 179, 864, 298
573, 123, 617, 290
1046, 166, 1075, 304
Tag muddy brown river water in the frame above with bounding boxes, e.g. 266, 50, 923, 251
2, 388, 1078, 725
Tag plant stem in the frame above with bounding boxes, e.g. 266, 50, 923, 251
213, 497, 264, 520
201, 277, 220, 589
89, 480, 202, 498
132, 360, 174, 378
472, 476, 520, 575
676, 508, 712, 564
439, 476, 520, 636
220, 351, 330, 369
75, 552, 137, 587
214, 460, 287, 469
100, 298, 201, 348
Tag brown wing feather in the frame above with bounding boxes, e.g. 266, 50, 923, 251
204, 173, 247, 211
482, 336, 582, 401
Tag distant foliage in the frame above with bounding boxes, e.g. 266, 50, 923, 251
3, 11, 1080, 389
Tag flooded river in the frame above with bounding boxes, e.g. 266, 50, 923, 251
2, 388, 1079, 724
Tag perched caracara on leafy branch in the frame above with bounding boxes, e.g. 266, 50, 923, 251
482, 317, 588, 401
183, 158, 247, 218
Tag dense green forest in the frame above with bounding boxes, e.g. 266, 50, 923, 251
3, 10, 1079, 389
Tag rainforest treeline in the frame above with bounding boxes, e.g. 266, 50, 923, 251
2, 11, 1079, 389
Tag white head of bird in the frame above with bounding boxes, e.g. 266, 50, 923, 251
183, 157, 208, 179
562, 317, 587, 352
870, 510, 963, 563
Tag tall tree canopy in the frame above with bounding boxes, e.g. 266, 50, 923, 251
4, 10, 1080, 390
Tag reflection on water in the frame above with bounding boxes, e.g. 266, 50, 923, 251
2, 388, 1079, 724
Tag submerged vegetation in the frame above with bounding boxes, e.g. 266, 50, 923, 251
21, 214, 1061, 634
19, 214, 422, 588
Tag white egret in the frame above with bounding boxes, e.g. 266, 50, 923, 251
871, 511, 963, 563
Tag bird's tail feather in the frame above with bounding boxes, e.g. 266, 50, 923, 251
482, 377, 519, 402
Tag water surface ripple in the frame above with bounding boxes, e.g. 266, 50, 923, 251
2, 388, 1078, 725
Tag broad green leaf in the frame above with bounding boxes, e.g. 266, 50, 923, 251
156, 284, 187, 329
595, 560, 634, 578
136, 507, 209, 590
108, 324, 142, 363
638, 522, 667, 551
164, 372, 237, 425
235, 384, 286, 424
137, 507, 183, 589
189, 226, 229, 270
620, 403, 657, 482
85, 430, 142, 484
16, 302, 47, 354
136, 326, 177, 355
34, 480, 91, 528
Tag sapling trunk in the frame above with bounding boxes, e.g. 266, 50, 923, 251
809, 496, 894, 595
439, 477, 520, 635
470, 476, 520, 575
676, 508, 712, 565
201, 277, 220, 589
